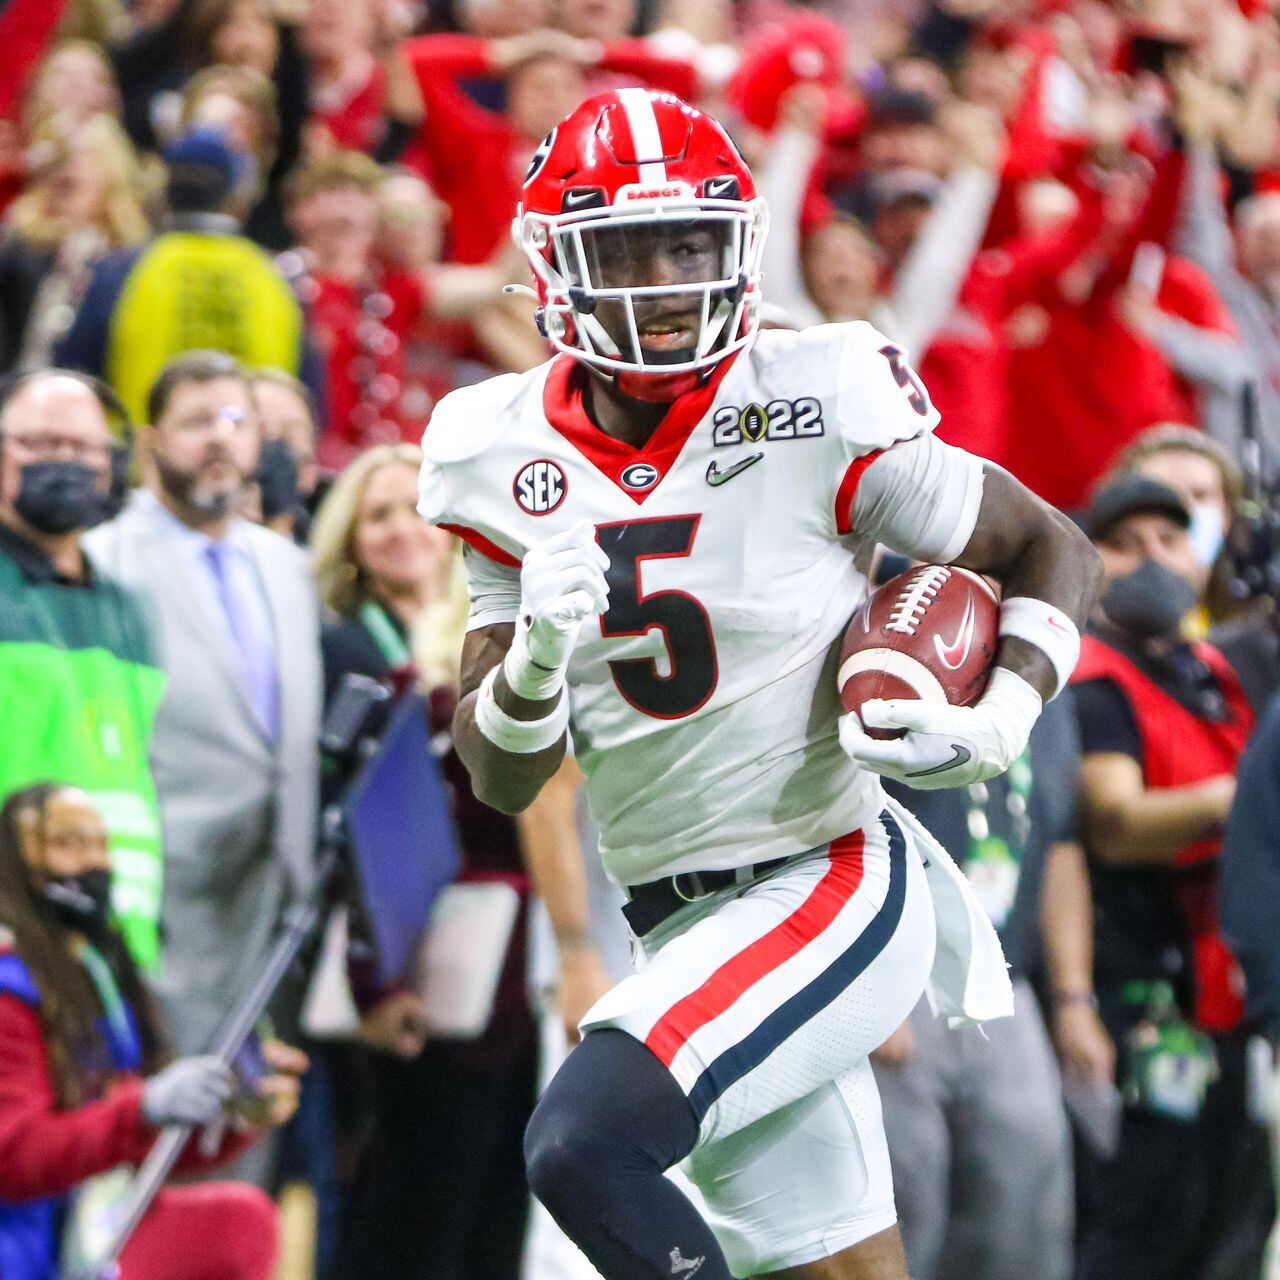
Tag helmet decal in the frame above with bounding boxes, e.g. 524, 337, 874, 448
524, 128, 557, 185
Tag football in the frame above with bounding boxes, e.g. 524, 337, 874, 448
839, 564, 1000, 738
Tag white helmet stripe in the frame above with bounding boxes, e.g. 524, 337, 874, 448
617, 87, 668, 186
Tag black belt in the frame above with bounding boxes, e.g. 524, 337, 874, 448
622, 856, 792, 938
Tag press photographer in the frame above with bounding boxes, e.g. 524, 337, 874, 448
1069, 474, 1269, 1279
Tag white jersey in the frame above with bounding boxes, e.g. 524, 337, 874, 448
420, 322, 985, 887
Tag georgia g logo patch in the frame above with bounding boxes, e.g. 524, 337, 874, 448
514, 459, 566, 515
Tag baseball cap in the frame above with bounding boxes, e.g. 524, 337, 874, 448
163, 127, 238, 211
1080, 474, 1190, 541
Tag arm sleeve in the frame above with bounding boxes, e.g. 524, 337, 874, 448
463, 544, 522, 631
1073, 677, 1142, 761
1176, 145, 1237, 285
1143, 314, 1253, 391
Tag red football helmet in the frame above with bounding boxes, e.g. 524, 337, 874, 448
514, 89, 769, 400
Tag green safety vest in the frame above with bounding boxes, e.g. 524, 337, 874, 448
0, 545, 166, 970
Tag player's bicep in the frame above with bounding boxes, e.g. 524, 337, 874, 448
848, 434, 985, 563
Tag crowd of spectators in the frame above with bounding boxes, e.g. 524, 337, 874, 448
3, 0, 1280, 1277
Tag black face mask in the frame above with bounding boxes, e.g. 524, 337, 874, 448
1102, 559, 1200, 640
14, 460, 111, 534
40, 868, 113, 939
255, 438, 299, 521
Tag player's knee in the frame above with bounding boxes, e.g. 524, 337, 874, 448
523, 1098, 616, 1213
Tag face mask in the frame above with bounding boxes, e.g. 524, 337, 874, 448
40, 868, 113, 938
255, 438, 299, 520
1187, 502, 1226, 568
13, 460, 110, 534
1102, 558, 1200, 639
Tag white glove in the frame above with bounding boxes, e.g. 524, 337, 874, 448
505, 521, 610, 700
142, 1055, 233, 1126
839, 667, 1042, 790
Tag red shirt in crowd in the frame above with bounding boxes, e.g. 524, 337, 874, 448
403, 35, 699, 265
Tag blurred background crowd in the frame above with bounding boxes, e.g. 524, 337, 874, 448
4, 0, 1280, 1278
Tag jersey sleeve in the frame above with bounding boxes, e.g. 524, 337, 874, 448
829, 324, 941, 537
463, 544, 522, 631
849, 434, 985, 563
829, 323, 983, 560
417, 386, 524, 570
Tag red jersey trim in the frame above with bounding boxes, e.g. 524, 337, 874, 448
643, 830, 866, 1068
540, 352, 743, 505
438, 523, 521, 568
834, 449, 885, 536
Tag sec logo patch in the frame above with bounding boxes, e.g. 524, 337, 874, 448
514, 459, 566, 514
620, 462, 660, 491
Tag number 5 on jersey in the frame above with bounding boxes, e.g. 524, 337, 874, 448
595, 517, 718, 720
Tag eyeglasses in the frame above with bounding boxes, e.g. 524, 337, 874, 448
170, 405, 254, 433
6, 433, 111, 463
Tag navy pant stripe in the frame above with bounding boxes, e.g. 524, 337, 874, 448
686, 812, 909, 1123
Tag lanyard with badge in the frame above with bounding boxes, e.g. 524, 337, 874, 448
359, 599, 413, 669
961, 748, 1032, 930
1120, 979, 1219, 1122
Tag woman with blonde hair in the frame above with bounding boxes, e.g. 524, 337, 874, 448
309, 445, 540, 1280
0, 114, 150, 370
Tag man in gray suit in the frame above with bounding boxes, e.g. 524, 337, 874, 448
87, 350, 322, 1056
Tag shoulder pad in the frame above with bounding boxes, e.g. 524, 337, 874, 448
420, 365, 551, 465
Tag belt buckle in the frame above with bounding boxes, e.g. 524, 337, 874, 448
672, 871, 713, 903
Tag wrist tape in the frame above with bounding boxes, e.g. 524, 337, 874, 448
503, 613, 571, 702
998, 596, 1080, 701
475, 664, 569, 754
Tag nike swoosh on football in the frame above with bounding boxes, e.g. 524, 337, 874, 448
706, 453, 763, 486
934, 594, 976, 670
906, 744, 972, 778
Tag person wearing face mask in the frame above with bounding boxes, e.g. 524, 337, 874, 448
1068, 474, 1271, 1280
1113, 424, 1280, 712
0, 369, 168, 973
0, 782, 307, 1280
85, 353, 322, 1119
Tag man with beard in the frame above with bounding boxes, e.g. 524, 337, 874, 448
86, 352, 321, 1075
1069, 474, 1271, 1280
0, 370, 166, 971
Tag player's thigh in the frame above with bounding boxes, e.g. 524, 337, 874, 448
583, 810, 936, 1147
685, 1061, 901, 1278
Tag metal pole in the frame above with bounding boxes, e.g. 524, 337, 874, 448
78, 818, 346, 1280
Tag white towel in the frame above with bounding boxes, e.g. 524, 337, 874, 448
884, 796, 1015, 1027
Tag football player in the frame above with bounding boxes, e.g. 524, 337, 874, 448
420, 89, 1101, 1280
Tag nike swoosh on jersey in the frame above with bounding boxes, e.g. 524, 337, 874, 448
906, 744, 972, 778
933, 594, 976, 670
706, 453, 763, 486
